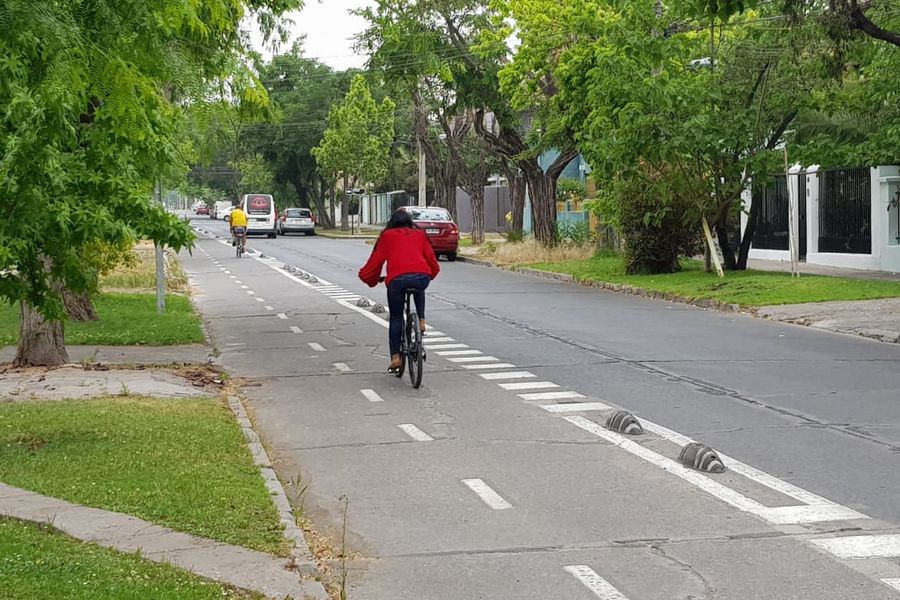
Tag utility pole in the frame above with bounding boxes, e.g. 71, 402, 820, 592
417, 141, 427, 207
155, 182, 166, 314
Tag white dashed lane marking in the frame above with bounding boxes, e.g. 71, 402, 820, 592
883, 578, 900, 592
812, 535, 900, 559
360, 389, 385, 403
462, 362, 516, 370
265, 306, 274, 311
255, 298, 265, 303
398, 424, 434, 442
290, 326, 303, 334
423, 337, 455, 344
499, 381, 560, 391
519, 391, 586, 401
436, 350, 482, 356
462, 478, 513, 510
539, 402, 612, 413
480, 371, 536, 380
447, 356, 500, 363
564, 566, 630, 600
427, 343, 469, 350
333, 362, 351, 372
277, 313, 288, 320
308, 342, 327, 352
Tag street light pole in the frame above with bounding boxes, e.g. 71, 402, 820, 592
417, 141, 427, 207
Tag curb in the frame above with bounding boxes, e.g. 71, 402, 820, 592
456, 255, 742, 314
227, 397, 328, 600
316, 232, 378, 240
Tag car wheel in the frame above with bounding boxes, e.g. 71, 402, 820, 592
446, 252, 457, 262
268, 231, 276, 239
305, 231, 313, 236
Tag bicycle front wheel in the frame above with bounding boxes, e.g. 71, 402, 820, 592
406, 311, 423, 389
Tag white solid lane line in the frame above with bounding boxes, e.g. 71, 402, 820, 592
436, 350, 482, 356
462, 363, 516, 370
333, 362, 351, 372
499, 381, 559, 391
308, 342, 326, 352
398, 424, 434, 442
290, 326, 303, 334
447, 356, 500, 363
564, 566, 630, 600
519, 391, 586, 401
427, 343, 469, 350
336, 299, 389, 329
360, 389, 384, 403
812, 535, 900, 559
480, 371, 536, 380
540, 402, 612, 413
883, 579, 900, 592
461, 478, 513, 510
277, 313, 288, 320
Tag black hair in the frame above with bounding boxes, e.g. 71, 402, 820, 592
385, 209, 415, 230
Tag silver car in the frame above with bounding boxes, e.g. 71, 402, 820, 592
277, 208, 316, 236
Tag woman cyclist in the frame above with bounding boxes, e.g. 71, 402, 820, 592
359, 209, 440, 372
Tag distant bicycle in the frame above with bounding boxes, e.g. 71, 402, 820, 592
233, 227, 247, 258
383, 278, 425, 389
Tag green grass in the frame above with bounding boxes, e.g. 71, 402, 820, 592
0, 293, 205, 347
0, 518, 262, 600
0, 397, 288, 555
458, 236, 475, 248
528, 253, 900, 307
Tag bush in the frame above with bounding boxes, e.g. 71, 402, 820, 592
589, 171, 699, 274
504, 230, 525, 243
556, 220, 592, 246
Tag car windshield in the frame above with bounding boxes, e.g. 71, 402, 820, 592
285, 209, 310, 218
246, 195, 272, 215
407, 209, 451, 222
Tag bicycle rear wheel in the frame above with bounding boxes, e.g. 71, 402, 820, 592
406, 311, 423, 389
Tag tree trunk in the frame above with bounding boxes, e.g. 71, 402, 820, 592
714, 218, 738, 270
341, 174, 349, 231
508, 170, 526, 235
521, 162, 557, 244
736, 190, 761, 270
312, 178, 334, 229
15, 302, 69, 367
64, 289, 98, 322
470, 186, 485, 245
444, 171, 458, 221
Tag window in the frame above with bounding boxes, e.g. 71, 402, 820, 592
406, 208, 451, 222
246, 195, 272, 215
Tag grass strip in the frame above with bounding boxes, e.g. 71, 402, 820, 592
527, 253, 900, 307
0, 293, 205, 347
0, 397, 287, 555
0, 517, 262, 600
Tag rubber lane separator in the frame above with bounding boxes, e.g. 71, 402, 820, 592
461, 478, 513, 510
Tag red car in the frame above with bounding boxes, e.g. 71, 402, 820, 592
401, 206, 459, 261
196, 205, 209, 215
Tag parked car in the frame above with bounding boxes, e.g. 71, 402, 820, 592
196, 205, 209, 215
400, 206, 459, 261
222, 206, 235, 223
211, 200, 232, 220
277, 208, 316, 236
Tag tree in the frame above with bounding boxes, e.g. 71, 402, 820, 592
358, 0, 577, 244
0, 0, 301, 366
312, 76, 396, 230
505, 0, 833, 270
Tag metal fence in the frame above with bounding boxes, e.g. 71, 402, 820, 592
752, 175, 789, 251
819, 167, 872, 254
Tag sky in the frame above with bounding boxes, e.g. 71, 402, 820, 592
251, 1, 375, 70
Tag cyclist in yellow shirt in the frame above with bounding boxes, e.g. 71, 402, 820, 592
230, 206, 248, 250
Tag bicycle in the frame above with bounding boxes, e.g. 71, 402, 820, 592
233, 228, 247, 259
382, 278, 425, 389
397, 287, 426, 388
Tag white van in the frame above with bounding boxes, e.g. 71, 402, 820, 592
240, 194, 277, 238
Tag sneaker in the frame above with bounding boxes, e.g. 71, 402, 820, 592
419, 319, 426, 333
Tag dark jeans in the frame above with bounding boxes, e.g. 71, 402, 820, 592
387, 273, 431, 356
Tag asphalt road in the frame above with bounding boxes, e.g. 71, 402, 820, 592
183, 216, 900, 600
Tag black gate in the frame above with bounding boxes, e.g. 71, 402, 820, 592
752, 175, 789, 250
819, 167, 872, 254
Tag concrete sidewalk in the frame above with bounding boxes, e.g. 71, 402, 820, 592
0, 483, 317, 600
748, 258, 900, 280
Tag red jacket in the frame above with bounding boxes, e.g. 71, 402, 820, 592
359, 228, 440, 287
